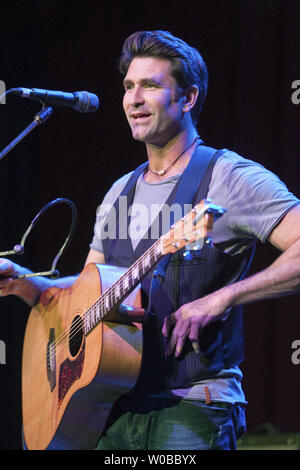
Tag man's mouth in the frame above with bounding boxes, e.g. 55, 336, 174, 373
131, 112, 152, 121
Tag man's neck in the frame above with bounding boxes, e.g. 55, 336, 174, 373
144, 129, 199, 182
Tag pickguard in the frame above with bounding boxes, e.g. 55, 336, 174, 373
58, 341, 85, 408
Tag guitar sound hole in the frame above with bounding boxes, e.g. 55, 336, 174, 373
69, 315, 84, 357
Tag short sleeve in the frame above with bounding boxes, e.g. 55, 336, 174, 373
226, 156, 300, 242
89, 172, 133, 253
207, 152, 300, 252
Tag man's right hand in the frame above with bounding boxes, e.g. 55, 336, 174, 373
0, 258, 53, 306
0, 257, 79, 307
0, 258, 20, 297
0, 249, 100, 306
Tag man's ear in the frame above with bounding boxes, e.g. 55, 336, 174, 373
182, 85, 199, 113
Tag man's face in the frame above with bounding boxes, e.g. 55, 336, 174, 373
122, 57, 186, 146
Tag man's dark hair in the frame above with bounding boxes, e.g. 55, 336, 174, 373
119, 30, 209, 125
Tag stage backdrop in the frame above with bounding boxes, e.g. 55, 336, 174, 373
0, 0, 299, 449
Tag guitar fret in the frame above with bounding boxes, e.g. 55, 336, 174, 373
84, 311, 89, 334
90, 309, 95, 328
95, 304, 100, 322
133, 266, 139, 280
115, 283, 120, 299
150, 249, 157, 264
91, 305, 96, 327
155, 241, 162, 259
123, 275, 129, 291
127, 271, 133, 288
143, 253, 150, 270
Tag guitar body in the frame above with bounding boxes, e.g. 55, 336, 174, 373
22, 262, 143, 450
21, 199, 225, 450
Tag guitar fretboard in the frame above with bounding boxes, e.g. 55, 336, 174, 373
83, 238, 163, 335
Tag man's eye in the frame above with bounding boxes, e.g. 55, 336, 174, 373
124, 84, 133, 91
144, 82, 158, 88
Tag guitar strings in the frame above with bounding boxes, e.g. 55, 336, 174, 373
46, 238, 163, 361
47, 208, 203, 361
47, 239, 160, 360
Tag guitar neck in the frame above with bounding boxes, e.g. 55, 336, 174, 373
83, 199, 226, 335
83, 238, 163, 335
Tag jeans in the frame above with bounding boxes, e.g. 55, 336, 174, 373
95, 395, 246, 450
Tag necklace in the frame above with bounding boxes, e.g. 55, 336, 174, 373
148, 136, 199, 177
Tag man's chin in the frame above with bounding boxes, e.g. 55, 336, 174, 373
131, 130, 165, 146
131, 130, 152, 143
132, 134, 146, 142
130, 125, 183, 147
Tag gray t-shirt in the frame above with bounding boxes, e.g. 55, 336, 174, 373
91, 151, 299, 254
90, 150, 300, 403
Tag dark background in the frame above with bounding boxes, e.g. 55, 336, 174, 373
0, 0, 299, 450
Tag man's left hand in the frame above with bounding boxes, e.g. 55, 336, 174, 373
162, 290, 231, 357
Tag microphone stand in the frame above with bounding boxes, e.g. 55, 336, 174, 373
0, 94, 75, 278
0, 105, 53, 162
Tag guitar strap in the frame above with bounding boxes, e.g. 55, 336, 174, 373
112, 143, 228, 316
146, 144, 229, 315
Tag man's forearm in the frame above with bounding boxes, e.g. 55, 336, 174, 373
224, 238, 300, 308
13, 273, 77, 307
0, 260, 77, 307
149, 238, 300, 356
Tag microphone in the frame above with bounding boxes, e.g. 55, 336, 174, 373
8, 87, 99, 113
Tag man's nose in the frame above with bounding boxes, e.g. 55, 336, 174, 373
130, 86, 145, 107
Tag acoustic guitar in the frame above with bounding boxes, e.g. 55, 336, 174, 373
21, 199, 225, 450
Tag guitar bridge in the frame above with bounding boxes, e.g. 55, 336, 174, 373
46, 327, 56, 392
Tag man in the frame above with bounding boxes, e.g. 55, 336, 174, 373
1, 30, 300, 450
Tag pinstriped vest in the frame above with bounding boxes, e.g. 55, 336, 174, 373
102, 145, 255, 394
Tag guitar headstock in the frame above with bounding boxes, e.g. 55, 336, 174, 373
161, 199, 226, 255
